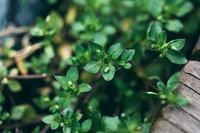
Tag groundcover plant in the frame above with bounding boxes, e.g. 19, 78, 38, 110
0, 0, 200, 132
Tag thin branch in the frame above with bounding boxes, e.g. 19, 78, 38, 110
0, 26, 32, 38
4, 43, 42, 68
0, 116, 45, 130
41, 125, 50, 133
5, 74, 52, 79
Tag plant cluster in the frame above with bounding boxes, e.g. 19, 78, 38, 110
0, 0, 199, 133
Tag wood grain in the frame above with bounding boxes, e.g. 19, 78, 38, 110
151, 61, 200, 133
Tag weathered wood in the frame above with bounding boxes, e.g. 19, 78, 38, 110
151, 61, 200, 133
151, 118, 184, 133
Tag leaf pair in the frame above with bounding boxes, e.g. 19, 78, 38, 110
145, 72, 190, 107
148, 22, 188, 64
84, 42, 135, 81
55, 67, 91, 95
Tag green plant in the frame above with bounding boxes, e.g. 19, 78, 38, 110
0, 0, 199, 132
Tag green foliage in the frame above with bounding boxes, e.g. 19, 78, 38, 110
0, 0, 198, 132
55, 67, 91, 95
145, 72, 190, 107
148, 22, 188, 64
84, 42, 135, 81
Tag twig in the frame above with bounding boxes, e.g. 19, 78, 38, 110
4, 43, 42, 68
0, 26, 32, 38
5, 74, 52, 79
0, 116, 45, 130
41, 125, 50, 133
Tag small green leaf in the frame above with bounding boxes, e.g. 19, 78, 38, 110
165, 19, 183, 32
148, 0, 162, 17
71, 119, 81, 132
74, 44, 85, 56
121, 49, 135, 61
8, 80, 22, 92
84, 61, 101, 74
93, 33, 107, 46
58, 97, 71, 108
156, 31, 167, 46
108, 43, 123, 59
66, 67, 79, 83
0, 112, 9, 120
74, 113, 83, 121
143, 92, 159, 98
51, 122, 59, 130
46, 11, 64, 31
123, 63, 132, 69
166, 50, 188, 64
42, 115, 55, 124
167, 72, 180, 91
169, 39, 185, 51
66, 107, 73, 119
127, 113, 141, 128
10, 104, 36, 121
77, 83, 92, 95
157, 82, 168, 94
148, 22, 162, 41
81, 119, 92, 132
175, 95, 190, 107
175, 1, 193, 17
140, 123, 150, 133
102, 116, 120, 132
101, 64, 115, 81
63, 126, 71, 133
54, 76, 68, 89
89, 42, 105, 60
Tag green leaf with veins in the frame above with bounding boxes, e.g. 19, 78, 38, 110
175, 1, 193, 17
58, 98, 71, 109
168, 39, 185, 51
66, 107, 73, 119
54, 76, 68, 89
156, 31, 167, 46
121, 49, 135, 61
166, 50, 188, 64
175, 95, 190, 107
66, 67, 79, 83
165, 19, 183, 32
167, 72, 180, 91
101, 64, 115, 81
84, 61, 101, 74
63, 126, 71, 133
77, 83, 92, 95
157, 81, 168, 95
108, 43, 123, 59
89, 42, 105, 60
81, 119, 92, 132
148, 22, 162, 41
42, 115, 55, 124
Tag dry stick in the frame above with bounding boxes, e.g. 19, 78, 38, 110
5, 74, 52, 79
4, 42, 42, 68
0, 26, 32, 38
0, 116, 45, 130
41, 125, 50, 133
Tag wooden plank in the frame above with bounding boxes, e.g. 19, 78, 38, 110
162, 106, 200, 133
151, 118, 185, 133
151, 61, 200, 133
179, 69, 200, 94
177, 83, 200, 122
183, 61, 200, 80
